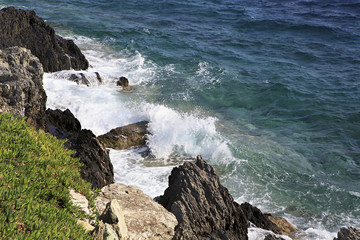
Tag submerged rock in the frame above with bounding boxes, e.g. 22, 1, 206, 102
46, 108, 114, 189
68, 73, 91, 86
0, 7, 88, 72
116, 76, 131, 91
334, 227, 360, 240
98, 121, 149, 150
0, 47, 47, 130
157, 155, 248, 240
96, 183, 177, 240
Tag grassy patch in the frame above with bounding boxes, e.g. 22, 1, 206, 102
0, 113, 96, 239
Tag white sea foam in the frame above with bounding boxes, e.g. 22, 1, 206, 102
43, 34, 236, 199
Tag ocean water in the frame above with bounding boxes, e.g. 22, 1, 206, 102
2, 0, 360, 239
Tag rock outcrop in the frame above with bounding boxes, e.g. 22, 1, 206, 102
0, 47, 47, 129
334, 227, 360, 240
46, 108, 114, 189
157, 155, 248, 240
116, 76, 131, 91
240, 202, 297, 237
0, 7, 88, 72
96, 183, 177, 240
97, 121, 149, 150
93, 200, 129, 240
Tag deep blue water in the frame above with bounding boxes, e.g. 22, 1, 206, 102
2, 0, 360, 237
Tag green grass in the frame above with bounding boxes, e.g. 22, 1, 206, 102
0, 113, 97, 239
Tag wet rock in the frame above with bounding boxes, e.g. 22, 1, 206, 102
334, 227, 360, 240
95, 72, 102, 84
0, 7, 88, 72
0, 47, 47, 130
98, 121, 149, 150
264, 234, 286, 240
240, 203, 297, 237
157, 155, 248, 240
46, 108, 114, 189
96, 183, 177, 240
68, 73, 91, 86
116, 76, 131, 91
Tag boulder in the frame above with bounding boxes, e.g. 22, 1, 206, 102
97, 121, 149, 150
116, 76, 131, 91
0, 46, 47, 130
69, 188, 93, 216
240, 203, 297, 237
0, 7, 88, 72
96, 183, 177, 240
334, 227, 360, 240
46, 108, 114, 189
99, 200, 128, 240
157, 155, 248, 240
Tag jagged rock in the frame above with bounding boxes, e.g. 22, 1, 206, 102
334, 227, 360, 240
157, 155, 248, 240
68, 73, 91, 86
116, 76, 131, 91
240, 203, 297, 237
267, 215, 297, 236
0, 7, 88, 72
46, 108, 114, 189
96, 183, 177, 240
92, 221, 106, 240
99, 200, 128, 240
0, 47, 47, 130
97, 121, 149, 150
264, 234, 286, 240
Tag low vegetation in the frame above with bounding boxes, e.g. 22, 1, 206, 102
0, 113, 95, 239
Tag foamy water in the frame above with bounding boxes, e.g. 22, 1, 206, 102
42, 35, 342, 240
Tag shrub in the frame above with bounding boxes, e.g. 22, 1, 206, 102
0, 113, 96, 239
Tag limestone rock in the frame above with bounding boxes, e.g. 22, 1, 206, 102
0, 7, 88, 72
99, 200, 128, 240
157, 155, 248, 240
240, 203, 297, 237
98, 121, 149, 150
0, 46, 47, 130
96, 183, 177, 240
46, 108, 114, 189
116, 76, 131, 91
92, 221, 106, 240
77, 219, 95, 232
69, 188, 92, 216
334, 227, 360, 240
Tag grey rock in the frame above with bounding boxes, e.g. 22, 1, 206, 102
96, 183, 177, 240
157, 155, 248, 240
0, 7, 88, 72
99, 200, 128, 240
334, 227, 360, 240
0, 47, 47, 130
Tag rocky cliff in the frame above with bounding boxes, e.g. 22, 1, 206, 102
0, 46, 47, 130
0, 7, 88, 72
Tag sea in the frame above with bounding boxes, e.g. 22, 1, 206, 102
2, 0, 359, 239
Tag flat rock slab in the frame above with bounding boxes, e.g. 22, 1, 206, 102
96, 183, 177, 240
98, 121, 149, 150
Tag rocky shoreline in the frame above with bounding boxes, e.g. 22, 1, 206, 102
0, 6, 358, 240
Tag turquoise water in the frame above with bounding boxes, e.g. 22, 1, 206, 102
2, 0, 360, 237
